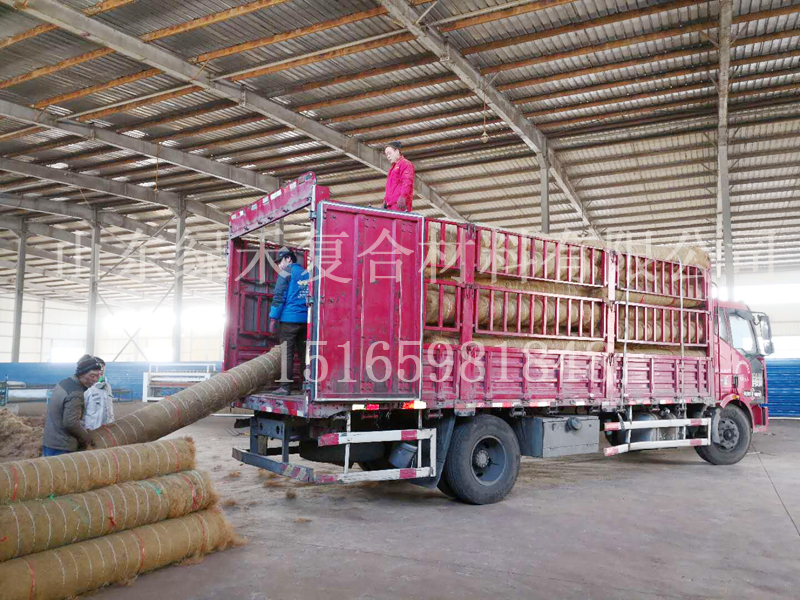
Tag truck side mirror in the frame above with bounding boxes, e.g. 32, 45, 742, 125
752, 312, 774, 355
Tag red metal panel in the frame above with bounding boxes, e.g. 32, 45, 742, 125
611, 355, 712, 400
223, 238, 307, 371
312, 203, 423, 400
229, 172, 329, 239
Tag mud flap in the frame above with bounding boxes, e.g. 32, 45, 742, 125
409, 415, 455, 488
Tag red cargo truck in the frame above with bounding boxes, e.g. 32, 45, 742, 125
226, 173, 775, 504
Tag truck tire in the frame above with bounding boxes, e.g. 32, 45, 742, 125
443, 415, 520, 505
437, 476, 456, 498
695, 404, 752, 465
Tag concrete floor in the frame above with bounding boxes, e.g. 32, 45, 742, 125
19, 405, 800, 599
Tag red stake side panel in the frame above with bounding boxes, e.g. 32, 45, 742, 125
612, 354, 712, 401
418, 344, 711, 407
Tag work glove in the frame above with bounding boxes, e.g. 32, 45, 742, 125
269, 319, 278, 334
397, 196, 407, 211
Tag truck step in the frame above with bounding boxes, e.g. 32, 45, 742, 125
233, 426, 438, 485
233, 447, 433, 483
605, 438, 710, 456
318, 428, 435, 447
604, 418, 710, 431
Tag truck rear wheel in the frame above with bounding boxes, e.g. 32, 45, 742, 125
695, 404, 752, 465
443, 415, 520, 505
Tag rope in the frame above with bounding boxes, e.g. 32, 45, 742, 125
165, 441, 181, 472
109, 448, 121, 483
180, 474, 198, 509
22, 557, 36, 600
98, 426, 117, 448
192, 513, 209, 554
170, 399, 182, 427
130, 530, 147, 573
10, 465, 19, 501
104, 496, 117, 531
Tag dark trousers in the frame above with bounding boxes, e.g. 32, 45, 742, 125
278, 321, 307, 387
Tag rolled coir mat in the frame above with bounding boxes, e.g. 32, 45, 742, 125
0, 470, 214, 562
88, 345, 282, 448
0, 508, 237, 600
0, 438, 195, 504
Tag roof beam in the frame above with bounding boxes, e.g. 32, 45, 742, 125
0, 259, 151, 302
0, 216, 222, 285
0, 0, 463, 221
0, 238, 220, 302
375, 1, 598, 234
0, 98, 278, 200
0, 192, 224, 259
0, 275, 101, 306
0, 156, 229, 227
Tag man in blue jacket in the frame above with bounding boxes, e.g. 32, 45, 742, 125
269, 247, 309, 396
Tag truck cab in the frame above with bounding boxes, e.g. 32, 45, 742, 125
714, 300, 773, 433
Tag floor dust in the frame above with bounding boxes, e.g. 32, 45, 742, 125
0, 408, 44, 461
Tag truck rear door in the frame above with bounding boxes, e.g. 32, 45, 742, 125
309, 202, 424, 402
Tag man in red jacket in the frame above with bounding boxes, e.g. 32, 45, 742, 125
383, 141, 414, 212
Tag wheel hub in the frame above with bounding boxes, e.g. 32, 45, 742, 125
473, 448, 490, 469
470, 435, 507, 486
717, 417, 740, 451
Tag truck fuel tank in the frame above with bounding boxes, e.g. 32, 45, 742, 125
515, 416, 600, 458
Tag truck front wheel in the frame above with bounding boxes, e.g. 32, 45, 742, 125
695, 404, 752, 465
443, 415, 520, 505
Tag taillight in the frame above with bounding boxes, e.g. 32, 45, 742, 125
402, 401, 426, 409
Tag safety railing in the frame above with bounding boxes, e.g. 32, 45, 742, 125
473, 283, 606, 341
423, 280, 464, 333
617, 254, 707, 305
473, 225, 606, 287
615, 303, 710, 347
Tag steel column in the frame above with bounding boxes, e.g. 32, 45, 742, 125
10, 221, 27, 362
540, 141, 550, 234
718, 0, 734, 299
86, 218, 100, 354
173, 204, 186, 362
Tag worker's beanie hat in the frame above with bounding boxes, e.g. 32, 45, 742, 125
277, 246, 296, 262
76, 354, 102, 376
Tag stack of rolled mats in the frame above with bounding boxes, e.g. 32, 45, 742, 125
0, 438, 237, 600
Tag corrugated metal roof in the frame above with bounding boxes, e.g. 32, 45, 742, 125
3, 0, 800, 304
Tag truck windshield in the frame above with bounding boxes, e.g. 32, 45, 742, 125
728, 313, 755, 354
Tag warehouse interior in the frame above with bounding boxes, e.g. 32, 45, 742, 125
2, 0, 800, 365
1, 1, 799, 598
